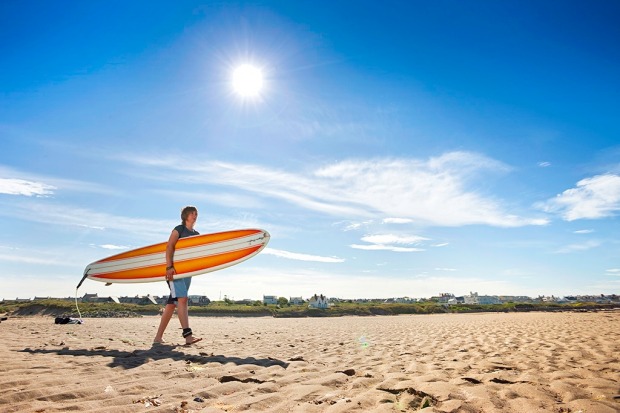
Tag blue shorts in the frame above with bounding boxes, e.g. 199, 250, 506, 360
166, 277, 191, 304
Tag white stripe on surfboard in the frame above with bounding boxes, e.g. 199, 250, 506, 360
87, 246, 266, 283
87, 242, 260, 276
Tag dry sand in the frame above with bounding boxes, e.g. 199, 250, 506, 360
0, 311, 618, 413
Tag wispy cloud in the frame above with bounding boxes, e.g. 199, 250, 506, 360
0, 198, 268, 240
538, 174, 620, 221
383, 218, 414, 224
334, 220, 374, 231
0, 164, 117, 196
554, 240, 601, 254
0, 178, 55, 197
573, 229, 594, 234
350, 244, 424, 252
121, 151, 548, 228
360, 234, 429, 245
0, 253, 66, 266
98, 244, 130, 250
0, 200, 173, 239
605, 268, 620, 276
538, 161, 551, 167
351, 233, 428, 252
263, 247, 345, 263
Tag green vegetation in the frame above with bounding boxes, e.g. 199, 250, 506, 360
0, 299, 158, 318
0, 298, 617, 318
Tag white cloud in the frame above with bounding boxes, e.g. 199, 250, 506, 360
0, 178, 55, 197
605, 269, 620, 276
360, 234, 429, 245
99, 244, 130, 250
539, 174, 620, 221
263, 248, 345, 263
123, 151, 547, 228
350, 244, 424, 252
352, 233, 429, 252
554, 240, 601, 254
573, 229, 594, 234
334, 220, 374, 231
383, 218, 414, 224
538, 161, 551, 167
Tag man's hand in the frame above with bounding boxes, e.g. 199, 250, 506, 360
165, 267, 175, 281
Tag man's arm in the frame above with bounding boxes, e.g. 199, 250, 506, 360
165, 229, 181, 280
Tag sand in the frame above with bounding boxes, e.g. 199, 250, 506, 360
0, 311, 618, 413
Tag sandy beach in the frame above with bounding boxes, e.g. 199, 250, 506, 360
0, 311, 618, 413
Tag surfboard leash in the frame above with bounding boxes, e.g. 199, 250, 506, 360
74, 288, 83, 321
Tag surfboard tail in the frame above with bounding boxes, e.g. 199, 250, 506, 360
76, 268, 90, 290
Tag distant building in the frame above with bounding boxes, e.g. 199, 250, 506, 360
120, 295, 158, 305
308, 294, 329, 309
82, 293, 120, 304
188, 295, 211, 306
464, 292, 499, 305
435, 293, 455, 303
82, 293, 99, 302
498, 296, 532, 303
383, 297, 416, 304
478, 295, 500, 305
263, 295, 278, 305
289, 297, 304, 305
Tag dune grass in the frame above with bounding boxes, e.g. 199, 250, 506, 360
1, 298, 617, 318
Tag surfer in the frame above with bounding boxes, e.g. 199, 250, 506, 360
154, 206, 203, 345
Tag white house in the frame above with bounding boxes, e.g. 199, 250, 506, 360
308, 294, 329, 309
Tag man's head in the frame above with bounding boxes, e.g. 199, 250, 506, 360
181, 205, 198, 225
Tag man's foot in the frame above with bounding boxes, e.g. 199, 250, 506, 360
184, 336, 203, 346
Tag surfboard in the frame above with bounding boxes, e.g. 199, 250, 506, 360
80, 229, 270, 285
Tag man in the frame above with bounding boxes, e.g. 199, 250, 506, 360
154, 206, 202, 345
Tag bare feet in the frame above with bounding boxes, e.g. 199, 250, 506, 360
184, 336, 202, 346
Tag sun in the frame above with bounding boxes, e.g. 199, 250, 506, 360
232, 64, 264, 98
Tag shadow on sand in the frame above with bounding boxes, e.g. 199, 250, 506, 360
20, 345, 290, 370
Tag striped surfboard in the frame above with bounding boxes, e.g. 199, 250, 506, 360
82, 229, 270, 284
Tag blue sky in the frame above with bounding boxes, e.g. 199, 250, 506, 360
1, 1, 619, 301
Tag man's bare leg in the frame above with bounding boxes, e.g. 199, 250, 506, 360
177, 297, 202, 345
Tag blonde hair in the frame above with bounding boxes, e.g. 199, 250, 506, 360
180, 205, 198, 225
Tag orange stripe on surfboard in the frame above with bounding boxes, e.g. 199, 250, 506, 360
92, 245, 262, 280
